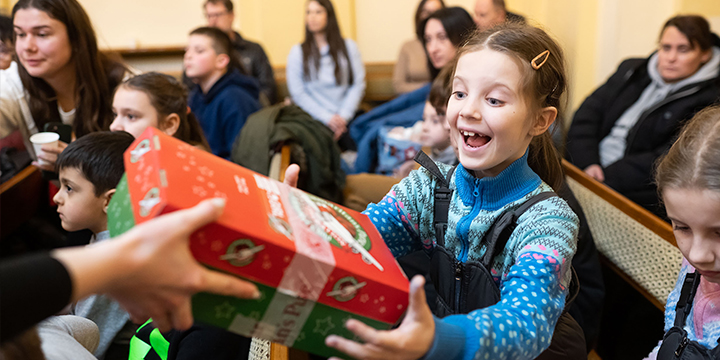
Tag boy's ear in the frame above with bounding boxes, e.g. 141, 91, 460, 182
102, 189, 116, 215
161, 113, 181, 137
215, 53, 230, 70
530, 106, 558, 136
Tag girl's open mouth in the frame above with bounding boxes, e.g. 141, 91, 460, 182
461, 130, 491, 148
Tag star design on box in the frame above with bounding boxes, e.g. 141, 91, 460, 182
314, 316, 335, 336
360, 294, 369, 303
215, 302, 235, 319
295, 331, 306, 343
211, 240, 224, 252
248, 311, 262, 321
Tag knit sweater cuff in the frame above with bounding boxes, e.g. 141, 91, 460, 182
420, 316, 466, 360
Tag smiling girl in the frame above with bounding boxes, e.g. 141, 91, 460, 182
0, 0, 128, 171
322, 23, 583, 360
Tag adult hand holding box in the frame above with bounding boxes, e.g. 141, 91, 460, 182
109, 127, 409, 358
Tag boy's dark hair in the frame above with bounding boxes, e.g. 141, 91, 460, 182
428, 65, 454, 116
189, 26, 241, 72
0, 15, 12, 43
57, 131, 135, 196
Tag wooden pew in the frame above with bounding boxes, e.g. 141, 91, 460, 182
562, 160, 679, 311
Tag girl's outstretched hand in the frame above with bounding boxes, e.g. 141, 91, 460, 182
283, 164, 300, 188
325, 275, 435, 360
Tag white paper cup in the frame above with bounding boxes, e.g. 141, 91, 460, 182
30, 132, 60, 166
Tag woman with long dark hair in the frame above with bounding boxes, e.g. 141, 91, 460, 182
392, 0, 445, 94
0, 0, 128, 171
286, 0, 366, 141
350, 7, 475, 173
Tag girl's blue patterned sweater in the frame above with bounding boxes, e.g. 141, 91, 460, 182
364, 152, 579, 360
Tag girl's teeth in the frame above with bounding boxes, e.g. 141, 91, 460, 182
463, 131, 476, 137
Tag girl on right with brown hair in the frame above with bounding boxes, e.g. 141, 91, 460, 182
646, 105, 720, 359
321, 22, 585, 360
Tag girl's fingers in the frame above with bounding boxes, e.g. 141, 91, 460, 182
345, 319, 386, 347
325, 335, 369, 360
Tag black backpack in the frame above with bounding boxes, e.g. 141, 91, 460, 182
657, 272, 720, 359
398, 151, 586, 359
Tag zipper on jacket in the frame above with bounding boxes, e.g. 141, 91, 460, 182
454, 262, 462, 311
674, 337, 689, 357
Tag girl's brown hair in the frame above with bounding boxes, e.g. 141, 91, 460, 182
301, 0, 354, 86
656, 105, 720, 196
12, 0, 127, 138
120, 72, 210, 150
453, 23, 567, 190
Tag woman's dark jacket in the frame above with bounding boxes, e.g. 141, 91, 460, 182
565, 37, 720, 213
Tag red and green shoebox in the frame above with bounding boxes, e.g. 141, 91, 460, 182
108, 127, 409, 358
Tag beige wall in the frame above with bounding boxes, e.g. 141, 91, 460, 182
6, 0, 720, 115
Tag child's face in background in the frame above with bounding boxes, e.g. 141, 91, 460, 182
420, 102, 450, 150
184, 34, 221, 81
53, 167, 112, 234
110, 87, 162, 138
447, 49, 545, 178
0, 40, 13, 70
664, 187, 720, 283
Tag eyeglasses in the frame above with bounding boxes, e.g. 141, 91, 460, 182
205, 10, 229, 20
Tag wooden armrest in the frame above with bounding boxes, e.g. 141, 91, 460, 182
562, 159, 679, 311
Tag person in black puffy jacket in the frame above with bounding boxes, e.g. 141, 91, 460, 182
566, 15, 720, 215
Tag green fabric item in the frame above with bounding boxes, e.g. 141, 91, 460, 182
128, 335, 151, 360
231, 104, 346, 203
149, 327, 169, 360
128, 319, 168, 360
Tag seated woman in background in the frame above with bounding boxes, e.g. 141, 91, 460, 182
565, 15, 720, 215
110, 72, 210, 150
286, 0, 366, 144
350, 6, 475, 174
392, 0, 445, 94
0, 0, 128, 172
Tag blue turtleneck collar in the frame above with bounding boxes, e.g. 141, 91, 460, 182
453, 151, 542, 211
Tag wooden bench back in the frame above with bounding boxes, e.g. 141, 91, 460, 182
562, 160, 680, 310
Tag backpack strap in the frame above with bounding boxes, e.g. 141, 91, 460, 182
674, 271, 701, 328
481, 192, 557, 267
414, 151, 456, 247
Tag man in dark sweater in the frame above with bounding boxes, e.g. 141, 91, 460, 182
204, 0, 277, 104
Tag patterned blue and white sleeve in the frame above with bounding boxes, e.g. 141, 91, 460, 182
422, 197, 580, 360
362, 168, 436, 258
